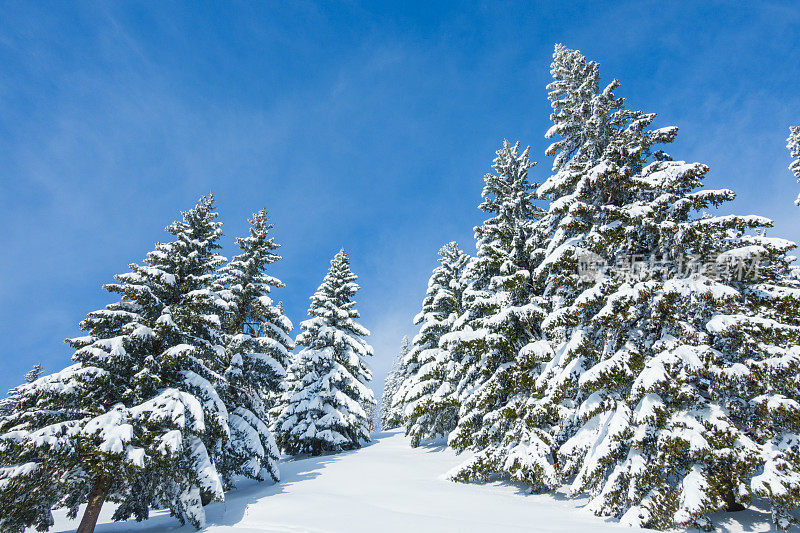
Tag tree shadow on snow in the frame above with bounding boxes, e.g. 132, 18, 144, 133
364, 430, 396, 445
708, 499, 777, 533
414, 437, 449, 453
61, 450, 345, 533
201, 434, 403, 528
202, 451, 348, 528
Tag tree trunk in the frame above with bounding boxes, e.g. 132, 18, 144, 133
76, 477, 109, 533
201, 490, 213, 507
723, 486, 746, 512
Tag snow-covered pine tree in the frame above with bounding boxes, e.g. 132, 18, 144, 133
443, 141, 553, 489
532, 43, 714, 527
275, 249, 376, 455
380, 336, 409, 431
574, 160, 800, 531
399, 242, 469, 447
391, 329, 432, 433
0, 195, 230, 533
788, 126, 800, 205
545, 43, 606, 171
132, 193, 230, 513
529, 43, 676, 509
213, 209, 292, 488
0, 364, 43, 420
364, 402, 376, 433
534, 45, 800, 530
25, 364, 44, 383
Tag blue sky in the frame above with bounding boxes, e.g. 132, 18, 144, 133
1, 1, 799, 398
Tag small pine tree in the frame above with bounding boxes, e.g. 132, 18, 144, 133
0, 195, 229, 533
400, 242, 469, 447
24, 364, 44, 384
788, 126, 800, 205
380, 336, 410, 431
275, 250, 375, 455
0, 364, 44, 420
545, 43, 606, 171
213, 209, 292, 488
363, 401, 376, 433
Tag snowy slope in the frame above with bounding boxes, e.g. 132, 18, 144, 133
39, 430, 775, 533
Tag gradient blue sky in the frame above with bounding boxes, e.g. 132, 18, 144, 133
1, 1, 799, 398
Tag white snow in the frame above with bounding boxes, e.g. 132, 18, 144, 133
35, 430, 776, 533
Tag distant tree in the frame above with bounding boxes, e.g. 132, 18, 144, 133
363, 401, 376, 433
400, 242, 469, 447
380, 336, 410, 430
788, 126, 800, 205
275, 250, 375, 455
0, 364, 44, 420
24, 364, 44, 384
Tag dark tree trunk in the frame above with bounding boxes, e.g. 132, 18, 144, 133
723, 485, 746, 512
76, 477, 109, 533
201, 490, 213, 507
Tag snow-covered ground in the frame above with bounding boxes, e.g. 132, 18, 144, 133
39, 429, 776, 533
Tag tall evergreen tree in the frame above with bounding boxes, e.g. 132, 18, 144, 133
400, 242, 469, 447
0, 195, 229, 532
380, 336, 410, 431
444, 141, 551, 488
534, 45, 800, 530
213, 209, 292, 488
545, 43, 605, 171
518, 44, 673, 499
275, 250, 375, 455
788, 126, 800, 205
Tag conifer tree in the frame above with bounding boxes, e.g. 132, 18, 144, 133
400, 242, 469, 447
364, 402, 377, 433
788, 126, 800, 205
275, 249, 375, 455
0, 364, 43, 420
443, 141, 551, 489
213, 209, 291, 488
392, 323, 434, 432
0, 195, 229, 532
380, 336, 410, 431
24, 364, 44, 384
535, 45, 800, 530
545, 43, 604, 171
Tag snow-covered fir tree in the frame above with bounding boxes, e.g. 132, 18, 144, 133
380, 336, 410, 430
788, 126, 800, 205
391, 333, 429, 433
532, 45, 800, 530
0, 195, 230, 533
398, 242, 469, 447
275, 249, 376, 455
213, 209, 292, 488
545, 43, 607, 171
528, 44, 678, 514
443, 141, 552, 489
24, 364, 44, 384
364, 402, 377, 433
0, 364, 43, 420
